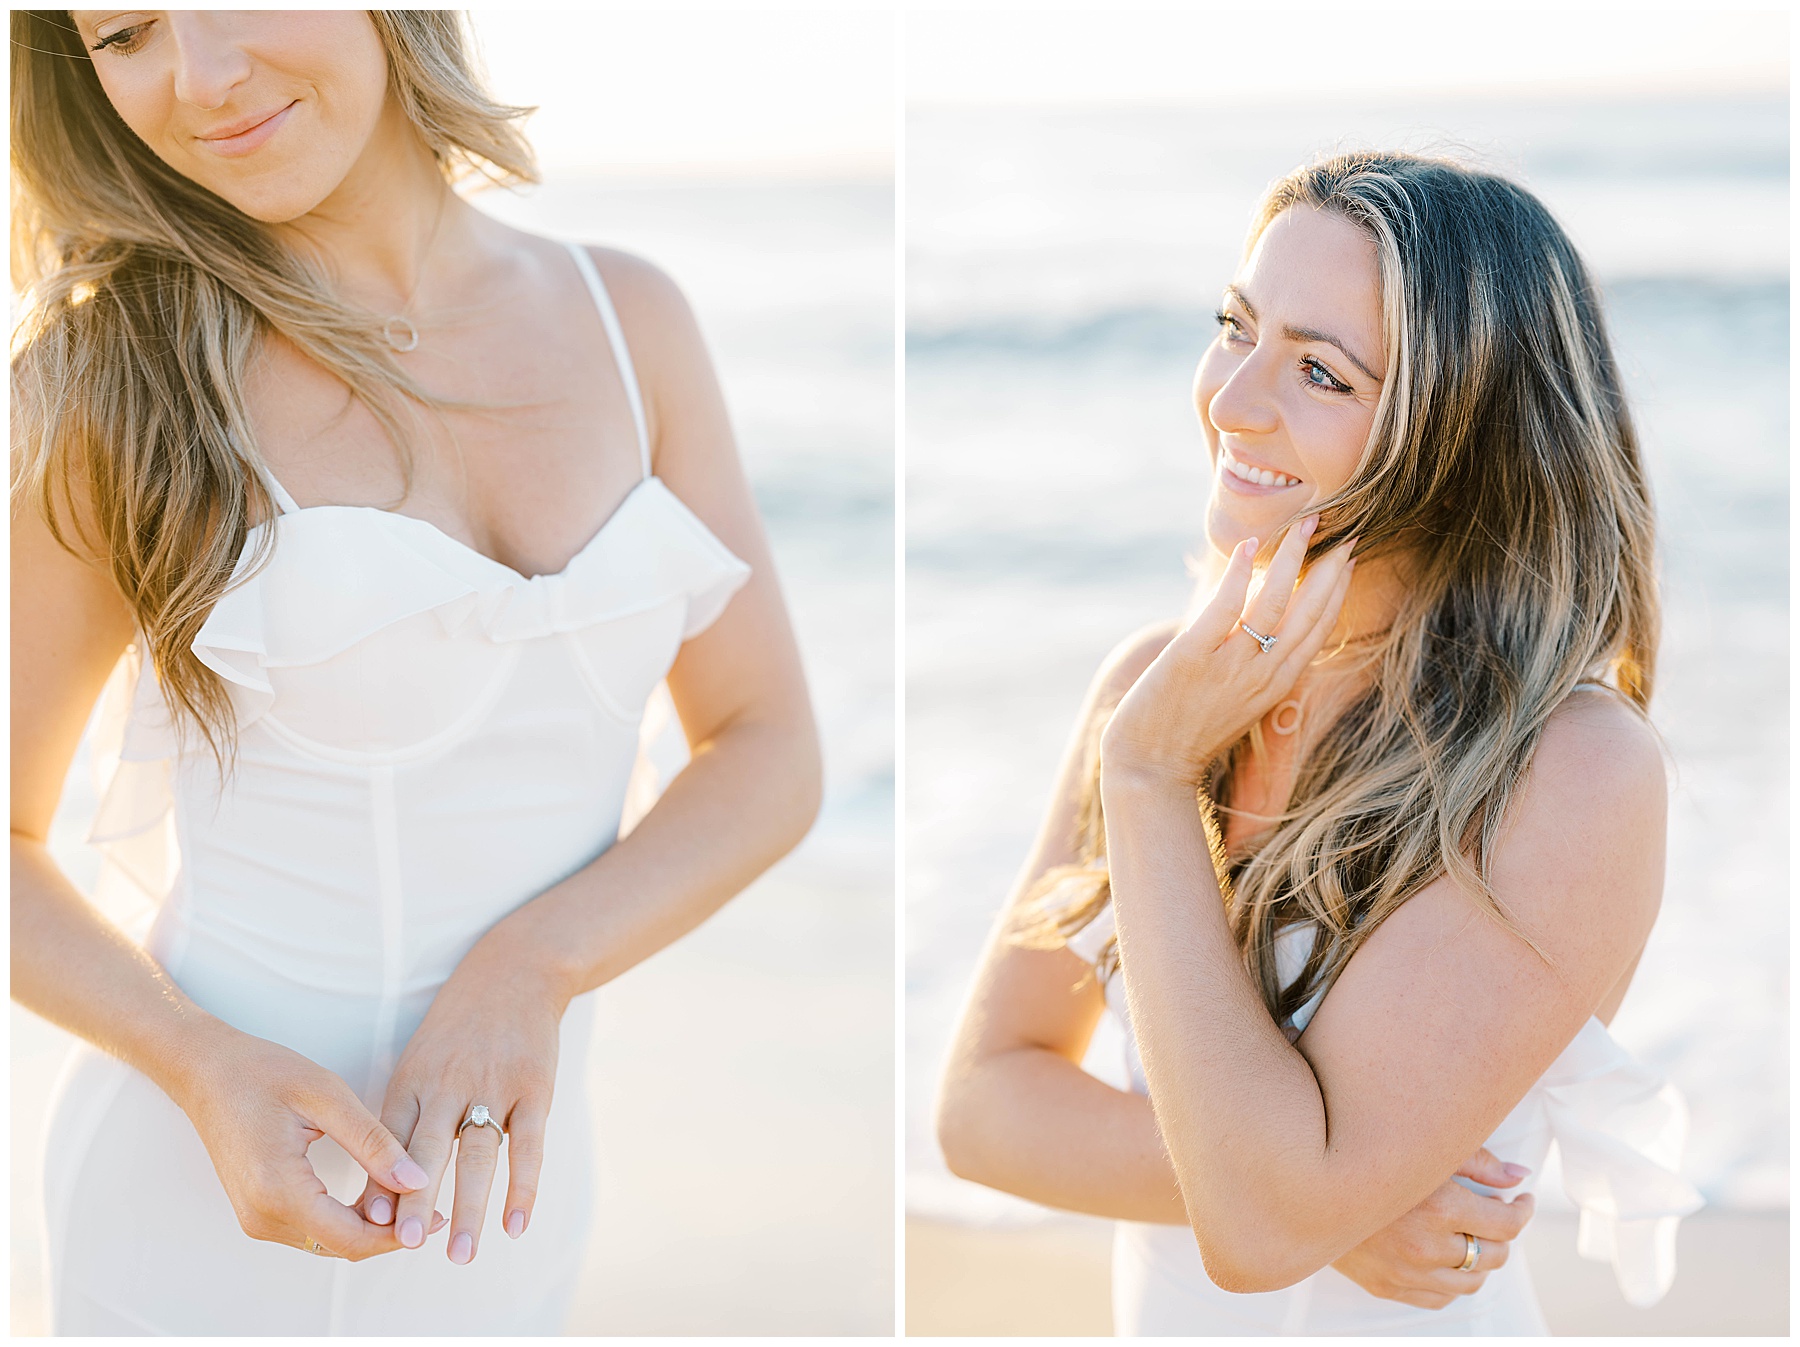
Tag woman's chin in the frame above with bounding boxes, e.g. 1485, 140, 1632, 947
1204, 499, 1266, 557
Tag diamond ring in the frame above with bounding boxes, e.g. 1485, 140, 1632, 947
458, 1103, 504, 1138
1239, 621, 1278, 654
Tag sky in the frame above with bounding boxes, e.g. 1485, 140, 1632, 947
467, 10, 895, 178
465, 9, 1781, 175
907, 6, 1789, 105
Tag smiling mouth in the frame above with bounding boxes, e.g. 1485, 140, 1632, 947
1221, 446, 1303, 489
197, 100, 297, 149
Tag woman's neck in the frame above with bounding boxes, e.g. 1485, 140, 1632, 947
271, 96, 476, 315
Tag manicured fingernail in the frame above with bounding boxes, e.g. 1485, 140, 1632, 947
399, 1216, 424, 1248
506, 1209, 525, 1239
450, 1232, 473, 1265
430, 1212, 447, 1233
1241, 537, 1259, 558
369, 1195, 393, 1225
393, 1157, 429, 1190
1503, 1163, 1532, 1180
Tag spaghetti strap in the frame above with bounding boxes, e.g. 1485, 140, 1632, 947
564, 241, 652, 481
255, 462, 301, 515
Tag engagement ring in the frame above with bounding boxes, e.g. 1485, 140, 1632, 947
458, 1103, 504, 1138
1239, 621, 1278, 654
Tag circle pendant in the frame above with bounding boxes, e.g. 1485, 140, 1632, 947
382, 316, 420, 353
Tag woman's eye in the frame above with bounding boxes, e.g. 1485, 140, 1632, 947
90, 22, 152, 56
1300, 357, 1350, 394
1213, 310, 1250, 344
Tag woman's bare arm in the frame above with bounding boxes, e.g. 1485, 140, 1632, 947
939, 619, 1546, 1302
1097, 530, 1664, 1292
12, 489, 426, 1258
471, 248, 822, 999
9, 490, 210, 1088
937, 623, 1189, 1223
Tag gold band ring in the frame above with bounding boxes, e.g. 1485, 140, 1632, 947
1457, 1233, 1481, 1273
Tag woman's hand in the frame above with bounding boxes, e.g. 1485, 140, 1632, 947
1098, 515, 1354, 790
173, 1023, 439, 1260
353, 933, 568, 1264
1330, 1149, 1537, 1309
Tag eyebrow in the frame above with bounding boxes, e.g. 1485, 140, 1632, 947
1223, 285, 1382, 385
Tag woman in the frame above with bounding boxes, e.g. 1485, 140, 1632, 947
13, 10, 819, 1335
937, 152, 1702, 1334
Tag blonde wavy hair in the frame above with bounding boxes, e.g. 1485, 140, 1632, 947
10, 10, 537, 764
1017, 152, 1660, 1026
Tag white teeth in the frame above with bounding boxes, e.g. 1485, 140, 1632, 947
1222, 451, 1297, 489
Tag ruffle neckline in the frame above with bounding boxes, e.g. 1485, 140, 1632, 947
191, 476, 748, 725
86, 476, 750, 909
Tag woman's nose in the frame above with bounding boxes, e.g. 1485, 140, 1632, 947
1205, 347, 1280, 438
167, 15, 253, 112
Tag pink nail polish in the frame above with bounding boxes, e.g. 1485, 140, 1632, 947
398, 1216, 424, 1248
1502, 1163, 1532, 1180
393, 1157, 429, 1190
506, 1209, 525, 1239
369, 1195, 393, 1225
449, 1232, 473, 1265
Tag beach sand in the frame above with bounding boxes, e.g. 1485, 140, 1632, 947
905, 1210, 1788, 1336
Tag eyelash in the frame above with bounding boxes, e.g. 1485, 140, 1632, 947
90, 22, 152, 56
1213, 309, 1353, 396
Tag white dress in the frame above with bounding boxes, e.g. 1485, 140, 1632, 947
39, 242, 751, 1335
1066, 906, 1705, 1335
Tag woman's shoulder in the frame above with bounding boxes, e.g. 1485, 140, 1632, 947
480, 215, 696, 342
1530, 686, 1668, 812
1090, 619, 1183, 703
1500, 686, 1668, 936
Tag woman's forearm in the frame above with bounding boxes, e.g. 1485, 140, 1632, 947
1100, 771, 1349, 1290
482, 709, 822, 1004
11, 836, 235, 1109
939, 1045, 1187, 1224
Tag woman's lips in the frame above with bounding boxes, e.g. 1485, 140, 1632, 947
1217, 447, 1304, 496
195, 101, 297, 158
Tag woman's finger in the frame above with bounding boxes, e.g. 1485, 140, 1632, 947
1465, 1191, 1535, 1246
1271, 537, 1354, 642
447, 1114, 504, 1264
287, 1189, 402, 1262
1241, 513, 1319, 635
293, 1075, 430, 1197
392, 1102, 460, 1250
354, 1181, 397, 1226
501, 1096, 551, 1239
1189, 536, 1261, 647
1275, 552, 1356, 683
350, 1091, 425, 1225
1455, 1148, 1532, 1190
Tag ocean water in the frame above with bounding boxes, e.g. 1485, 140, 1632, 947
906, 95, 1788, 1224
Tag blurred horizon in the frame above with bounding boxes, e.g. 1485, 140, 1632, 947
907, 7, 1786, 106
469, 10, 893, 179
